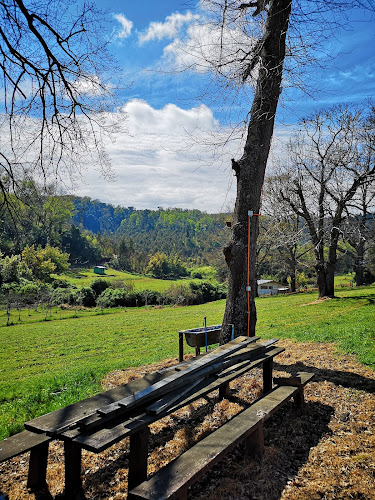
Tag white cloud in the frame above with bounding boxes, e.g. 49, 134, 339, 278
161, 18, 258, 84
72, 99, 239, 212
114, 14, 133, 40
138, 11, 200, 44
123, 99, 218, 134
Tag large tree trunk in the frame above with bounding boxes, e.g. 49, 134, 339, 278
221, 0, 292, 343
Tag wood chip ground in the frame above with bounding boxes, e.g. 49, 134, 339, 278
1, 339, 374, 499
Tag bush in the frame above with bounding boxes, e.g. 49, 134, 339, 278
97, 288, 134, 308
90, 278, 110, 297
78, 286, 96, 307
51, 287, 73, 306
189, 280, 227, 304
96, 287, 164, 308
166, 283, 195, 305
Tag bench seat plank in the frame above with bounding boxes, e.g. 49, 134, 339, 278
0, 430, 51, 462
128, 372, 314, 500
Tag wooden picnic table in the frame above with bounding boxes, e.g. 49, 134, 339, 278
23, 336, 284, 498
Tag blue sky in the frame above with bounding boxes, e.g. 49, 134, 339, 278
73, 0, 375, 212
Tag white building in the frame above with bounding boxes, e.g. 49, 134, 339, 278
257, 279, 289, 296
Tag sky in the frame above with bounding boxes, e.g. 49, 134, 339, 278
71, 0, 375, 212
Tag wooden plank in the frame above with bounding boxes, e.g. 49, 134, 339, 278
70, 347, 285, 452
26, 338, 258, 436
27, 440, 49, 491
64, 441, 83, 499
146, 378, 203, 415
263, 357, 273, 393
0, 430, 51, 462
245, 424, 264, 459
98, 338, 258, 416
128, 382, 310, 500
274, 376, 302, 387
25, 368, 175, 435
128, 427, 150, 490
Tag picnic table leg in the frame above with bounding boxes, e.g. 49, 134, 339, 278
263, 358, 273, 393
219, 382, 231, 400
294, 386, 305, 410
179, 332, 184, 362
27, 441, 49, 490
64, 441, 83, 498
246, 423, 265, 459
128, 427, 150, 490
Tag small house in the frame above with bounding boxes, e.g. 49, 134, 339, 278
94, 265, 106, 275
257, 279, 288, 296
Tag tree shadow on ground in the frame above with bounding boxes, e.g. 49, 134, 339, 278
273, 361, 375, 394
189, 399, 334, 500
335, 294, 375, 304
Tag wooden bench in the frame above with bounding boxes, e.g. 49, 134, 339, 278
0, 430, 51, 490
128, 372, 314, 500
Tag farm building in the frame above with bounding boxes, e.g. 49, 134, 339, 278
94, 265, 106, 275
257, 279, 288, 296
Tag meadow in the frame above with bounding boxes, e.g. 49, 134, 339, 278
53, 267, 203, 291
0, 284, 374, 439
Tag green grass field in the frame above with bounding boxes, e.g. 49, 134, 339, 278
54, 267, 200, 291
0, 285, 374, 439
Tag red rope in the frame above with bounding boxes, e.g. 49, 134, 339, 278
247, 212, 261, 337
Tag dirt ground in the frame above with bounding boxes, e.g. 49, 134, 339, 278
1, 339, 374, 500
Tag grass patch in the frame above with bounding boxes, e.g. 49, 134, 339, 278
0, 285, 374, 439
54, 267, 199, 292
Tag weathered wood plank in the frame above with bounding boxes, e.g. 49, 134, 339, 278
98, 338, 258, 416
25, 338, 261, 437
27, 440, 49, 491
64, 441, 83, 499
0, 430, 51, 462
146, 378, 203, 415
274, 376, 302, 387
70, 347, 285, 453
128, 427, 150, 490
25, 369, 176, 435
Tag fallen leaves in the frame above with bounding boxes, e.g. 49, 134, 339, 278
0, 339, 374, 499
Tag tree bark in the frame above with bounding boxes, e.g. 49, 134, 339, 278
221, 0, 292, 343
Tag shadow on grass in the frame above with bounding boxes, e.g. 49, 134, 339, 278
335, 293, 375, 304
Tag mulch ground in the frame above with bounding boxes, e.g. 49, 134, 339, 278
1, 339, 374, 499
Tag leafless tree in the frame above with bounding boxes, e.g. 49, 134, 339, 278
279, 104, 375, 298
342, 168, 375, 286
177, 0, 375, 340
260, 175, 312, 291
0, 0, 122, 217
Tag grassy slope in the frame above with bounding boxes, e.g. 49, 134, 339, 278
54, 267, 199, 291
0, 285, 374, 438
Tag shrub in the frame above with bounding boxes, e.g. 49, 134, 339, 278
51, 287, 73, 306
90, 278, 110, 297
166, 283, 195, 306
78, 286, 96, 307
189, 280, 227, 304
97, 288, 132, 308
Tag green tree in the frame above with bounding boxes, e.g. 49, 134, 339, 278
146, 252, 170, 278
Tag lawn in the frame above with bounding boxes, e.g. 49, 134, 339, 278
0, 285, 374, 439
54, 267, 200, 292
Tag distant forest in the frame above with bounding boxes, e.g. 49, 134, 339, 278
71, 196, 229, 275
1, 187, 374, 289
